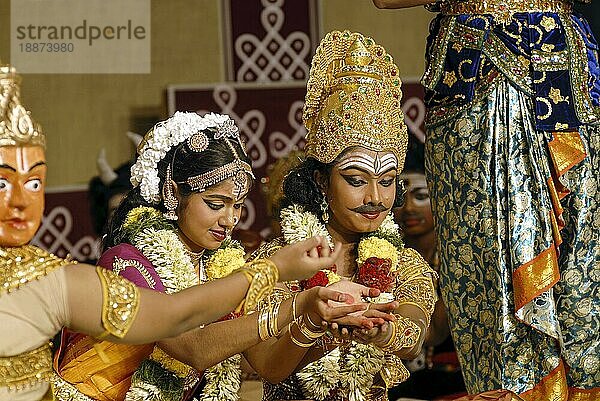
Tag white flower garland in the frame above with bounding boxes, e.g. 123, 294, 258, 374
279, 205, 403, 401
280, 204, 333, 249
125, 211, 243, 401
131, 111, 235, 203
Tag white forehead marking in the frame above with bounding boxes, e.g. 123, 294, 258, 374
337, 152, 397, 176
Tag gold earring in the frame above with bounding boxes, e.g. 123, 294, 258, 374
320, 193, 329, 223
162, 165, 179, 221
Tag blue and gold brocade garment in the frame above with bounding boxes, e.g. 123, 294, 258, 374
421, 2, 600, 400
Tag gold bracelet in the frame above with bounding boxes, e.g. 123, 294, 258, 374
381, 315, 422, 353
305, 312, 322, 331
298, 316, 325, 340
288, 321, 315, 348
268, 299, 282, 337
380, 319, 397, 349
258, 307, 271, 341
291, 293, 299, 321
237, 259, 279, 314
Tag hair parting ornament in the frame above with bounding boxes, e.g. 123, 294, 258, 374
303, 31, 408, 172
130, 111, 254, 204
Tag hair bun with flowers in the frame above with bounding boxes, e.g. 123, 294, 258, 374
131, 111, 242, 203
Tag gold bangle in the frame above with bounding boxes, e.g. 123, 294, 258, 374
305, 312, 322, 331
237, 259, 279, 314
288, 321, 315, 348
381, 315, 421, 353
258, 307, 271, 341
268, 299, 282, 337
380, 319, 397, 349
291, 293, 299, 322
298, 317, 325, 340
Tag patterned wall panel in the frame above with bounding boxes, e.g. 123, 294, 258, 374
32, 189, 99, 262
224, 0, 318, 82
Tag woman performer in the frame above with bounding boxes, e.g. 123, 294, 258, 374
0, 63, 347, 401
53, 111, 387, 401
243, 30, 438, 401
373, 1, 600, 400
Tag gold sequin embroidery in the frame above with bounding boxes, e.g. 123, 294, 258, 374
96, 266, 141, 339
0, 245, 71, 296
0, 343, 53, 390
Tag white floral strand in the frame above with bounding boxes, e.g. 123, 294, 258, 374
127, 219, 242, 401
280, 206, 404, 401
131, 111, 237, 203
296, 349, 341, 400
132, 228, 197, 294
199, 355, 242, 401
376, 213, 400, 238
340, 344, 385, 401
280, 205, 333, 249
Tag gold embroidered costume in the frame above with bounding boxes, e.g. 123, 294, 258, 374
256, 32, 437, 401
0, 63, 142, 401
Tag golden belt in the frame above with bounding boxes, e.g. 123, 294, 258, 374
441, 0, 572, 16
0, 343, 53, 390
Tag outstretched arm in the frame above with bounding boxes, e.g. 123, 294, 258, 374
64, 263, 254, 343
65, 236, 343, 344
159, 286, 366, 372
372, 0, 435, 9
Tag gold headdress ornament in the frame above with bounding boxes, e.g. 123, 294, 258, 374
303, 31, 407, 171
0, 62, 45, 148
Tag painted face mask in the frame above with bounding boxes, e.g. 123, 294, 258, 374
0, 146, 46, 246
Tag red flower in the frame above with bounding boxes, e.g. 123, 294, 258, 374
300, 270, 329, 290
357, 257, 393, 292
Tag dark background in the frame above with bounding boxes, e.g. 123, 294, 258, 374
575, 2, 600, 37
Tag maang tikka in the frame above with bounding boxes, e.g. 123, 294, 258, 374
162, 164, 179, 221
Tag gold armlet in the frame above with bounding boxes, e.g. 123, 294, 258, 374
394, 277, 437, 327
380, 315, 421, 353
96, 266, 140, 339
237, 259, 279, 314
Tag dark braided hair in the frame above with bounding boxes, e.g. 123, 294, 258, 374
103, 128, 252, 250
280, 149, 405, 223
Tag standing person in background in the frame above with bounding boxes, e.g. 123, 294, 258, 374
373, 1, 600, 400
389, 136, 466, 401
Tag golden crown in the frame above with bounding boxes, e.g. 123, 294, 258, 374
0, 62, 45, 148
303, 31, 407, 170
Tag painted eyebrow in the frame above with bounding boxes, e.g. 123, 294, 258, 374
203, 194, 235, 201
204, 194, 248, 203
0, 164, 16, 172
339, 166, 398, 176
28, 161, 47, 171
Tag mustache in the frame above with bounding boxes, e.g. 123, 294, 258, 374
352, 204, 388, 213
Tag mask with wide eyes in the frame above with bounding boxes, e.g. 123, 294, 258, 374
0, 178, 11, 192
24, 179, 42, 192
